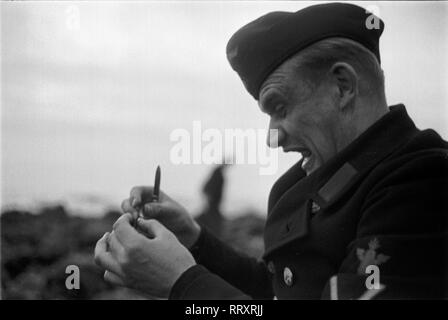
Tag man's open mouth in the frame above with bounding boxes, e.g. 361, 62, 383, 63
283, 147, 313, 171
283, 147, 313, 173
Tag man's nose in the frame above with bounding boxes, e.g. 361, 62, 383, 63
266, 119, 285, 148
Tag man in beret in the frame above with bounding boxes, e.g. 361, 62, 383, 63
95, 3, 447, 299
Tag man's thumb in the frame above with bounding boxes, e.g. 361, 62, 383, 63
136, 218, 165, 238
142, 202, 164, 219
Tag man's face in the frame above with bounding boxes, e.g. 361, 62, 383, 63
259, 64, 340, 175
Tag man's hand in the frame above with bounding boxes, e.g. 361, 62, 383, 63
94, 213, 196, 298
121, 186, 201, 248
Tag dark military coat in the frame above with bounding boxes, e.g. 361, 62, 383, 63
169, 105, 448, 300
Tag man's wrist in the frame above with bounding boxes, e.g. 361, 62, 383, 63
169, 264, 210, 300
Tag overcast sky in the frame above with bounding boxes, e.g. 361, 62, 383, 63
1, 1, 447, 216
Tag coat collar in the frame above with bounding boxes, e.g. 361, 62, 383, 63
311, 104, 418, 208
264, 104, 419, 258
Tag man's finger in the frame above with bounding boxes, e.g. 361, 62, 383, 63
113, 212, 133, 229
121, 198, 138, 215
130, 186, 154, 207
136, 218, 166, 239
142, 202, 163, 219
121, 199, 140, 223
104, 270, 126, 287
94, 232, 109, 259
94, 233, 124, 277
113, 213, 141, 246
107, 231, 126, 259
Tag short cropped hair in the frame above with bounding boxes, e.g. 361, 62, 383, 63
289, 37, 385, 99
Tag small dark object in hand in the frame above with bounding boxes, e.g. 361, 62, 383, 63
133, 165, 161, 228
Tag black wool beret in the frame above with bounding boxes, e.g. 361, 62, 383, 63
226, 2, 385, 100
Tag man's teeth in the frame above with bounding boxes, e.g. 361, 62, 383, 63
302, 156, 309, 165
301, 153, 311, 170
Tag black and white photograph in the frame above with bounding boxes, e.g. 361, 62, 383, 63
1, 0, 447, 303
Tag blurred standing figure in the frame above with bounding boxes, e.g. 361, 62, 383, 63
195, 164, 229, 237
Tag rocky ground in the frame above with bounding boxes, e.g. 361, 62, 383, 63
1, 204, 265, 299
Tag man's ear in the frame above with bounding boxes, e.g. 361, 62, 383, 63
329, 62, 358, 110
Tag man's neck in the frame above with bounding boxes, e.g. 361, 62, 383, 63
337, 100, 389, 153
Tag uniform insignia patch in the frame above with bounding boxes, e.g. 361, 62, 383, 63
356, 238, 390, 275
